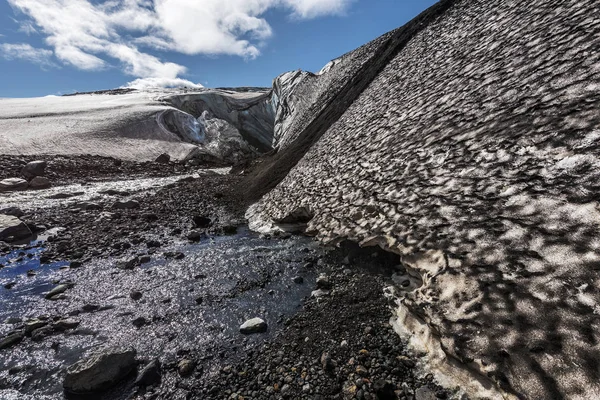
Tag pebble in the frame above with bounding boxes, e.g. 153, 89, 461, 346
240, 318, 268, 334
178, 359, 196, 377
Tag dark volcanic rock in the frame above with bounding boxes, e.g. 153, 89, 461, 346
63, 347, 137, 394
0, 215, 32, 242
0, 178, 28, 192
0, 207, 24, 218
0, 331, 25, 350
21, 160, 47, 179
155, 153, 171, 164
135, 359, 161, 387
29, 176, 51, 190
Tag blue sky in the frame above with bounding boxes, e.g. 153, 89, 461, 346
0, 0, 437, 98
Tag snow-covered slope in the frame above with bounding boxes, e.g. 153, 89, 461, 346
0, 88, 273, 162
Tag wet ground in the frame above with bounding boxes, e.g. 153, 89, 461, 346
0, 156, 456, 400
1, 228, 324, 400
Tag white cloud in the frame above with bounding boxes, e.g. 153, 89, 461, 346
7, 0, 354, 87
125, 77, 203, 89
0, 42, 57, 68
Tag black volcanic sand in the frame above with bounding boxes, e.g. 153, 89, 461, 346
0, 156, 455, 400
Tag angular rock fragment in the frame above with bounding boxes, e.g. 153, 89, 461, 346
0, 215, 32, 242
0, 178, 28, 192
63, 347, 137, 394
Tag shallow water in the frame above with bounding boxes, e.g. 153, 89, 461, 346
0, 228, 321, 399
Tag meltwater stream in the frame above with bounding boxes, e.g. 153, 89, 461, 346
0, 228, 322, 400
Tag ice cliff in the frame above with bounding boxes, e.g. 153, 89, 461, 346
247, 0, 600, 399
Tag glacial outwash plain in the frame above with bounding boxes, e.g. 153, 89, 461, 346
1, 0, 599, 399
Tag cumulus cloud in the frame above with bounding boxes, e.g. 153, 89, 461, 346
6, 0, 353, 88
125, 77, 203, 89
0, 42, 57, 68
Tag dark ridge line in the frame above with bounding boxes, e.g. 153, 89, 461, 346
243, 0, 457, 202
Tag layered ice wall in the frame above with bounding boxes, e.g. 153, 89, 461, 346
248, 0, 600, 399
0, 88, 275, 162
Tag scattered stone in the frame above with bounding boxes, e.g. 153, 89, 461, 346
29, 176, 51, 190
130, 291, 143, 301
21, 160, 47, 179
223, 224, 238, 235
0, 177, 28, 192
132, 317, 148, 328
316, 274, 332, 289
240, 318, 268, 334
135, 359, 161, 387
187, 231, 203, 242
374, 380, 396, 400
24, 319, 49, 335
112, 200, 140, 210
63, 347, 137, 394
293, 276, 304, 284
0, 207, 24, 218
46, 191, 84, 199
178, 359, 196, 377
139, 255, 152, 264
192, 215, 212, 228
55, 319, 81, 331
116, 257, 139, 270
0, 214, 32, 242
0, 331, 25, 350
155, 153, 171, 164
70, 261, 83, 268
195, 296, 203, 305
356, 365, 369, 377
4, 282, 16, 290
45, 283, 73, 299
31, 326, 54, 342
311, 289, 330, 298
73, 202, 102, 211
321, 352, 335, 371
415, 386, 437, 400
146, 240, 161, 248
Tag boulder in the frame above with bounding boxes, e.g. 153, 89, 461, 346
0, 331, 25, 350
155, 153, 171, 163
135, 359, 161, 387
112, 200, 140, 210
63, 347, 137, 394
0, 178, 28, 192
29, 176, 51, 190
0, 215, 32, 242
21, 160, 47, 179
239, 318, 267, 334
0, 207, 24, 218
45, 283, 73, 299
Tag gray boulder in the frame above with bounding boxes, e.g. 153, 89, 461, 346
21, 160, 47, 179
0, 178, 28, 192
239, 318, 267, 334
63, 347, 137, 394
112, 200, 140, 210
155, 153, 171, 163
0, 207, 24, 218
0, 215, 32, 242
29, 176, 51, 190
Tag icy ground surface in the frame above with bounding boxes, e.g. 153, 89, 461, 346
0, 168, 230, 211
